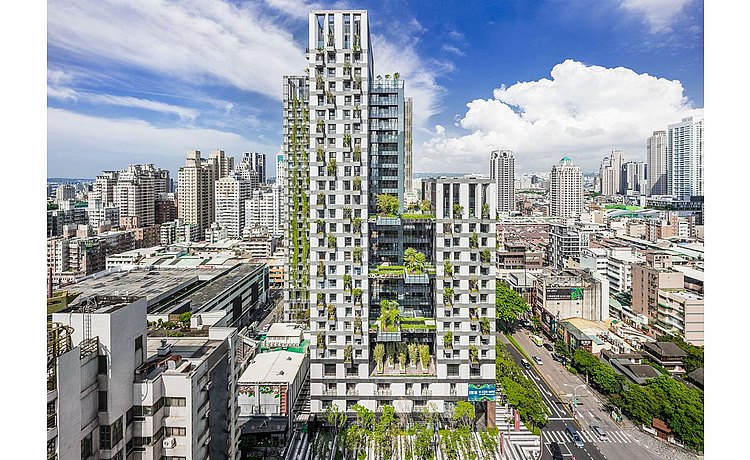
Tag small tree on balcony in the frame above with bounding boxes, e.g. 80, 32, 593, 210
469, 278, 479, 292
317, 192, 325, 206
343, 207, 352, 219
354, 105, 361, 117
354, 315, 362, 334
480, 317, 491, 335
317, 263, 325, 278
443, 287, 454, 306
398, 352, 407, 373
327, 234, 336, 249
377, 194, 399, 216
316, 219, 325, 234
353, 145, 362, 161
443, 331, 453, 349
343, 274, 352, 291
316, 75, 324, 90
327, 158, 337, 176
316, 118, 325, 132
343, 61, 352, 75
453, 203, 464, 219
326, 90, 335, 103
316, 146, 325, 161
353, 247, 363, 263
482, 203, 491, 219
481, 248, 491, 264
378, 300, 400, 332
353, 176, 361, 191
317, 331, 326, 349
343, 133, 352, 147
352, 287, 363, 305
354, 75, 362, 89
469, 232, 479, 249
469, 345, 479, 364
374, 343, 385, 373
327, 304, 336, 320
317, 292, 325, 308
420, 199, 431, 213
419, 344, 430, 370
344, 344, 353, 363
408, 343, 419, 368
444, 260, 453, 277
352, 217, 362, 234
404, 248, 426, 274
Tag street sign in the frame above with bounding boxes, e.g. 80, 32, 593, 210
514, 410, 520, 431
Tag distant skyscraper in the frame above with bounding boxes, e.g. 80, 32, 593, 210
404, 97, 413, 195
647, 130, 668, 196
244, 186, 283, 237
215, 174, 253, 239
238, 152, 267, 184
113, 164, 161, 227
668, 116, 704, 200
550, 156, 583, 219
610, 149, 624, 194
235, 153, 261, 189
623, 161, 648, 194
275, 153, 285, 185
489, 149, 515, 213
178, 150, 215, 237
207, 149, 234, 183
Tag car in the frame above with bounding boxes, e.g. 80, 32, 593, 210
543, 343, 554, 352
521, 358, 531, 369
591, 425, 607, 440
550, 352, 562, 362
533, 355, 543, 365
566, 425, 585, 448
549, 441, 564, 460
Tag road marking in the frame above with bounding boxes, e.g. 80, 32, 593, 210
548, 417, 574, 421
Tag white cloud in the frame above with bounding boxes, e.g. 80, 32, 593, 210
618, 0, 694, 33
48, 0, 307, 100
47, 108, 272, 177
441, 44, 465, 56
48, 86, 200, 121
263, 0, 323, 20
435, 125, 445, 135
421, 60, 702, 173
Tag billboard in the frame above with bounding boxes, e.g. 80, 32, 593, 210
546, 287, 584, 301
468, 383, 496, 402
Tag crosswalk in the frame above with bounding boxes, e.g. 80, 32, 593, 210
496, 404, 541, 460
544, 429, 633, 444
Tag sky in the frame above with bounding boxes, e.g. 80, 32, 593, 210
47, 0, 704, 178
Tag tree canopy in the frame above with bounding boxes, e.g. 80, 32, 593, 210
377, 193, 399, 215
496, 282, 530, 329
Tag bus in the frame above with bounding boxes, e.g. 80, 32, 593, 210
530, 335, 543, 346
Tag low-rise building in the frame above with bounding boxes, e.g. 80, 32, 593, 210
641, 341, 688, 374
654, 290, 704, 346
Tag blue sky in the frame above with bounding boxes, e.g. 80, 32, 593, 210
47, 0, 704, 178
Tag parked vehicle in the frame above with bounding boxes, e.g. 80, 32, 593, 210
543, 343, 554, 352
531, 335, 543, 346
566, 425, 585, 448
533, 355, 543, 365
521, 358, 531, 369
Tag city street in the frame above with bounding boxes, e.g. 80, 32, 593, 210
504, 330, 697, 460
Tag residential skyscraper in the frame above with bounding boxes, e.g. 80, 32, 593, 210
668, 116, 704, 200
178, 150, 215, 237
596, 149, 625, 196
234, 153, 261, 189
249, 152, 267, 184
244, 186, 283, 238
114, 164, 159, 227
647, 130, 668, 196
275, 152, 285, 185
489, 149, 515, 213
207, 149, 234, 184
622, 161, 648, 195
215, 173, 253, 239
550, 156, 583, 219
404, 97, 413, 196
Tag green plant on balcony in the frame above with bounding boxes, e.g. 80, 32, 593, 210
354, 315, 362, 335
469, 345, 479, 364
469, 232, 479, 249
327, 303, 336, 320
316, 146, 325, 161
378, 300, 400, 332
374, 343, 385, 373
386, 343, 396, 367
343, 207, 352, 220
354, 75, 362, 89
317, 292, 325, 308
377, 193, 399, 216
398, 352, 407, 373
443, 222, 452, 234
419, 344, 430, 371
481, 248, 491, 264
353, 144, 362, 161
327, 158, 337, 176
453, 203, 464, 219
469, 278, 479, 292
344, 344, 353, 364
404, 247, 426, 274
317, 192, 325, 206
326, 90, 335, 104
316, 118, 325, 133
343, 61, 352, 74
480, 317, 491, 335
327, 234, 336, 249
317, 263, 325, 278
408, 343, 419, 368
354, 105, 361, 117
352, 217, 362, 234
481, 203, 491, 219
353, 176, 362, 191
443, 331, 453, 349
420, 199, 431, 213
352, 287, 363, 305
317, 331, 326, 349
343, 133, 352, 147
443, 287, 454, 306
316, 75, 324, 90
469, 307, 478, 321
353, 247, 363, 263
343, 274, 352, 291
393, 72, 400, 81
444, 260, 453, 277
316, 218, 325, 234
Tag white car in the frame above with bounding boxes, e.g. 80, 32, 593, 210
532, 355, 543, 365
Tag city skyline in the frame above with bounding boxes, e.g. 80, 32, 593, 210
47, 0, 703, 178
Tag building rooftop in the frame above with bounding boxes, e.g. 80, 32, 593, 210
266, 323, 305, 338
185, 263, 264, 314
687, 367, 704, 388
643, 341, 688, 358
238, 351, 306, 384
64, 295, 141, 314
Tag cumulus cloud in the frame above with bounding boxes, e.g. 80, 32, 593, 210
47, 109, 272, 177
435, 125, 445, 135
48, 0, 306, 100
618, 0, 694, 33
420, 60, 702, 174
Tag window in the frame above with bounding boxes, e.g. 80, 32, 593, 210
165, 397, 186, 407
99, 424, 112, 450
447, 364, 460, 376
325, 364, 336, 376
81, 432, 93, 459
135, 336, 143, 352
112, 416, 123, 445
97, 355, 107, 375
98, 391, 108, 412
165, 426, 187, 436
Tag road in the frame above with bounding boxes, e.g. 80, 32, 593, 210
501, 331, 668, 460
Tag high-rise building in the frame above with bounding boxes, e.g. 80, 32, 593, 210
249, 152, 267, 184
284, 10, 496, 417
596, 149, 625, 196
647, 130, 668, 196
178, 150, 215, 237
55, 184, 76, 202
404, 97, 413, 196
114, 164, 159, 227
622, 161, 648, 195
207, 149, 234, 184
610, 149, 624, 194
550, 157, 583, 219
668, 116, 704, 200
234, 153, 261, 189
489, 149, 515, 213
275, 152, 285, 185
215, 174, 253, 239
244, 186, 283, 237
92, 171, 119, 205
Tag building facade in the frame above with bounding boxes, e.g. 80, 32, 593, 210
489, 149, 515, 214
647, 130, 668, 196
550, 157, 583, 219
215, 174, 253, 239
667, 116, 704, 200
178, 150, 216, 238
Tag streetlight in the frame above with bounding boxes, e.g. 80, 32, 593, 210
564, 383, 586, 413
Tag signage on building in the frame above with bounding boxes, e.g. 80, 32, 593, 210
546, 287, 584, 301
468, 383, 496, 401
